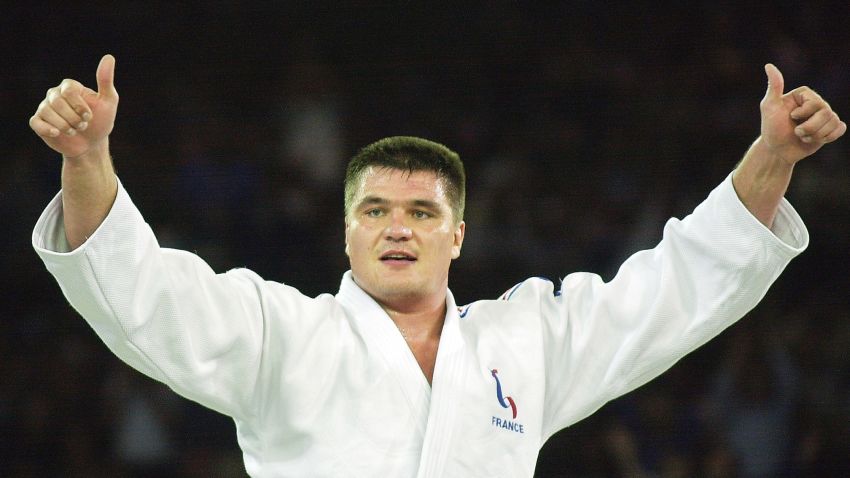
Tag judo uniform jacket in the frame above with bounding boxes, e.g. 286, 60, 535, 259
32, 174, 808, 477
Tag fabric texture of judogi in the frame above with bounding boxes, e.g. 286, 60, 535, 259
32, 174, 807, 477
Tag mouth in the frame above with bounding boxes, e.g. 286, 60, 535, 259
379, 250, 417, 262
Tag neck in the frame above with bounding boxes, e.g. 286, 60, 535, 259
381, 298, 446, 342
380, 297, 446, 386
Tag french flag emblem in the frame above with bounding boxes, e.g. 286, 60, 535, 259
491, 369, 518, 419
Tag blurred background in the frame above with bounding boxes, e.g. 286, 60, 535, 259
3, 2, 849, 477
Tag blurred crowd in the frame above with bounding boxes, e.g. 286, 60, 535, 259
3, 3, 849, 477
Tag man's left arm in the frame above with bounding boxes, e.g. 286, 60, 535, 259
539, 64, 842, 435
733, 63, 846, 227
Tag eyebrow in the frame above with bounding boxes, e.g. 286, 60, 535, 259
356, 196, 443, 212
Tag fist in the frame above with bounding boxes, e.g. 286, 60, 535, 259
29, 54, 119, 159
760, 63, 846, 164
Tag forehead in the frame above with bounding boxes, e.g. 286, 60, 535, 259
352, 166, 449, 205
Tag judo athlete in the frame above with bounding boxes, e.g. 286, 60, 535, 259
29, 54, 845, 477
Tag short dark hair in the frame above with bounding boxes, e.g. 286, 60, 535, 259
344, 136, 466, 223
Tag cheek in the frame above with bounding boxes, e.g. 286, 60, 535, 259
431, 232, 459, 259
347, 235, 364, 255
346, 226, 377, 259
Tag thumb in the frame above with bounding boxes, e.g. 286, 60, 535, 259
96, 54, 118, 99
763, 63, 784, 102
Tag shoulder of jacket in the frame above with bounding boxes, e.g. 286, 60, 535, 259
498, 277, 557, 302
457, 277, 559, 318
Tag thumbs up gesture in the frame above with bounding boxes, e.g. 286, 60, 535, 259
29, 54, 119, 159
759, 63, 845, 165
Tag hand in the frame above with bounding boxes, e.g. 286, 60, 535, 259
29, 54, 119, 159
759, 63, 846, 165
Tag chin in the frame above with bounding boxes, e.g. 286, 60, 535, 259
352, 270, 439, 305
376, 283, 423, 299
370, 280, 430, 302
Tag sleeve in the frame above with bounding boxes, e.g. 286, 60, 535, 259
537, 173, 808, 438
32, 179, 268, 420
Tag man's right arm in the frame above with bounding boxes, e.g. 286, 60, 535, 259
29, 56, 271, 419
29, 54, 119, 250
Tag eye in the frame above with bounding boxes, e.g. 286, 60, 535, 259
413, 210, 431, 219
365, 208, 384, 218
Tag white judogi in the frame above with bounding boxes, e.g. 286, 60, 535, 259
32, 174, 807, 477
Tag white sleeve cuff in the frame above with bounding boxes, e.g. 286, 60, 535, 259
32, 176, 126, 256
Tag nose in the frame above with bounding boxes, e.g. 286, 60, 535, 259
384, 210, 412, 241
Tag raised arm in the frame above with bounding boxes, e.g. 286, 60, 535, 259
733, 63, 845, 228
29, 54, 120, 249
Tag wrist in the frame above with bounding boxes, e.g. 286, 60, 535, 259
756, 130, 807, 167
63, 138, 111, 165
746, 137, 796, 177
732, 137, 795, 228
61, 138, 116, 192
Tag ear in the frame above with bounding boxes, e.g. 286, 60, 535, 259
451, 221, 465, 259
344, 220, 351, 257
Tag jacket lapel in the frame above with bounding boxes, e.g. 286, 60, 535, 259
335, 271, 431, 437
416, 290, 468, 477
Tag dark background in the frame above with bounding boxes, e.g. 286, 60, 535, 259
3, 2, 848, 476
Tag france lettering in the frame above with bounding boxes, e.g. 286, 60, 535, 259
491, 415, 524, 433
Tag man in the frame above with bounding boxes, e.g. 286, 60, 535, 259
30, 54, 844, 477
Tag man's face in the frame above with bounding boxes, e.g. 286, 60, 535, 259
345, 166, 465, 307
